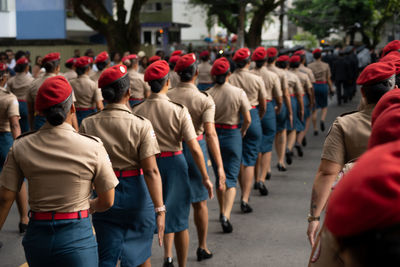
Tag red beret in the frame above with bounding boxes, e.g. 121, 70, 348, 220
200, 51, 210, 58
233, 48, 251, 62
266, 47, 278, 58
16, 57, 29, 65
65, 58, 76, 65
211, 57, 230, 76
149, 55, 161, 63
383, 40, 400, 57
169, 55, 180, 64
312, 48, 321, 54
380, 52, 400, 74
326, 140, 400, 237
171, 50, 183, 56
35, 76, 72, 112
75, 56, 92, 68
0, 63, 7, 71
42, 52, 60, 64
356, 62, 396, 86
174, 53, 196, 72
371, 88, 400, 125
98, 64, 127, 88
144, 60, 170, 82
368, 103, 400, 149
294, 50, 305, 56
289, 55, 301, 63
95, 51, 109, 63
121, 56, 130, 63
277, 55, 290, 62
251, 47, 267, 61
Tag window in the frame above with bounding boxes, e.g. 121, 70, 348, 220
0, 0, 9, 12
144, 31, 152, 44
143, 2, 162, 12
155, 3, 162, 11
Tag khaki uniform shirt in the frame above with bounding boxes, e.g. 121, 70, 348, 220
80, 103, 160, 170
0, 122, 118, 212
292, 69, 313, 95
0, 87, 20, 132
321, 104, 375, 165
63, 69, 78, 81
207, 82, 252, 125
229, 68, 266, 106
26, 73, 56, 110
286, 70, 304, 95
90, 71, 102, 83
70, 74, 103, 109
299, 64, 316, 83
167, 82, 215, 136
7, 72, 34, 101
169, 71, 180, 89
267, 64, 289, 94
132, 93, 197, 152
308, 60, 331, 82
197, 62, 213, 84
128, 69, 150, 99
251, 67, 282, 101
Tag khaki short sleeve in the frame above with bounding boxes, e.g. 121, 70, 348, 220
306, 76, 313, 93
180, 107, 197, 142
72, 90, 76, 102
239, 89, 252, 115
309, 70, 316, 83
93, 144, 119, 193
257, 77, 267, 100
143, 80, 150, 92
273, 76, 282, 97
0, 147, 24, 192
281, 74, 289, 93
321, 120, 345, 165
202, 94, 215, 123
295, 77, 304, 95
7, 97, 20, 118
139, 120, 160, 160
94, 87, 103, 102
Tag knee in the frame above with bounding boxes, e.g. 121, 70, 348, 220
193, 200, 208, 211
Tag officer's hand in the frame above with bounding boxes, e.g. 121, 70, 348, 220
300, 110, 304, 121
217, 167, 227, 192
240, 129, 247, 138
157, 212, 165, 247
203, 178, 214, 199
307, 221, 320, 247
275, 105, 281, 114
289, 113, 293, 128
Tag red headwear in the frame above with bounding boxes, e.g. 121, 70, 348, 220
144, 60, 170, 82
35, 76, 72, 112
200, 51, 210, 58
65, 58, 76, 65
380, 52, 400, 75
266, 47, 278, 58
277, 55, 290, 62
233, 48, 251, 62
42, 52, 60, 64
251, 47, 267, 61
74, 56, 92, 68
169, 55, 180, 64
211, 57, 230, 76
171, 50, 183, 56
382, 40, 400, 57
98, 64, 127, 88
294, 50, 305, 56
174, 53, 196, 72
16, 57, 29, 65
356, 62, 396, 86
289, 55, 301, 63
0, 63, 7, 71
312, 48, 322, 54
95, 51, 109, 63
149, 55, 161, 64
368, 103, 400, 149
371, 89, 400, 125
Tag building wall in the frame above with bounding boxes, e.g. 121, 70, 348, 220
16, 0, 66, 40
0, 0, 17, 38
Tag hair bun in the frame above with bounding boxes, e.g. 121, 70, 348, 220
101, 87, 116, 102
46, 107, 65, 126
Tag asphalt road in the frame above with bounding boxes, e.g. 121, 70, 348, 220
0, 95, 360, 267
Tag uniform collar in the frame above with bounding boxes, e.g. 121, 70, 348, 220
104, 103, 132, 113
40, 122, 76, 132
176, 82, 197, 90
148, 93, 170, 100
44, 73, 56, 78
79, 74, 89, 79
0, 86, 7, 93
234, 68, 249, 73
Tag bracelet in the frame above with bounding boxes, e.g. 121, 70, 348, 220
155, 205, 166, 214
307, 214, 320, 223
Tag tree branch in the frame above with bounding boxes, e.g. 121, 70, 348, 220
80, 0, 114, 25
115, 0, 127, 25
72, 0, 106, 32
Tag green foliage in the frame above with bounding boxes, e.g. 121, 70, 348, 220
292, 32, 318, 49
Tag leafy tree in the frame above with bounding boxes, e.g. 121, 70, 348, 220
289, 0, 400, 48
292, 32, 318, 50
72, 0, 148, 54
190, 0, 283, 48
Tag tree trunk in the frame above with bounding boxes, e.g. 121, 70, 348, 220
278, 0, 285, 48
237, 1, 246, 48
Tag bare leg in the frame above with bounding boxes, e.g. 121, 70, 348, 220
239, 165, 255, 203
192, 201, 210, 252
138, 258, 151, 267
224, 187, 236, 219
286, 130, 297, 151
175, 230, 189, 267
164, 233, 175, 259
312, 110, 318, 131
257, 152, 271, 183
16, 181, 29, 225
216, 188, 225, 215
321, 107, 328, 122
275, 130, 287, 166
255, 154, 262, 182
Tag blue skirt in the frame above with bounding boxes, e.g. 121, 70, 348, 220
314, 83, 328, 109
259, 101, 277, 153
19, 101, 29, 133
93, 174, 155, 267
211, 128, 242, 188
33, 115, 46, 130
129, 98, 144, 108
183, 138, 209, 203
22, 217, 98, 267
197, 83, 214, 91
241, 108, 262, 167
156, 153, 190, 233
287, 96, 305, 132
76, 109, 97, 126
275, 100, 288, 132
303, 95, 311, 121
0, 132, 13, 172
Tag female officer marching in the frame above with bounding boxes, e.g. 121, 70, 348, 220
132, 60, 213, 267
207, 57, 252, 232
0, 75, 118, 267
80, 64, 166, 267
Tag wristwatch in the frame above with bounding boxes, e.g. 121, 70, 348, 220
155, 205, 166, 216
307, 214, 320, 223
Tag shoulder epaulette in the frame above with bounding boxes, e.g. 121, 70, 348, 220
168, 100, 184, 109
339, 110, 358, 117
16, 130, 37, 140
78, 132, 100, 143
131, 100, 146, 109
200, 90, 210, 97
85, 110, 102, 118
133, 113, 145, 120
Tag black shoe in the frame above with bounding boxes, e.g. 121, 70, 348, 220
258, 182, 269, 196
219, 213, 223, 222
253, 181, 259, 190
197, 248, 213, 261
240, 200, 253, 213
220, 216, 233, 233
285, 150, 293, 165
266, 172, 271, 180
314, 130, 319, 136
320, 121, 325, 132
277, 163, 287, 172
295, 143, 303, 157
19, 222, 28, 234
302, 137, 307, 147
163, 257, 174, 267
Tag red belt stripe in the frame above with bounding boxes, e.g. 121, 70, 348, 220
76, 107, 96, 111
290, 94, 295, 97
183, 134, 203, 142
266, 100, 272, 102
114, 169, 143, 177
30, 210, 89, 220
315, 81, 327, 84
157, 151, 183, 158
129, 98, 143, 101
215, 124, 239, 129
251, 106, 257, 109
18, 99, 27, 103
